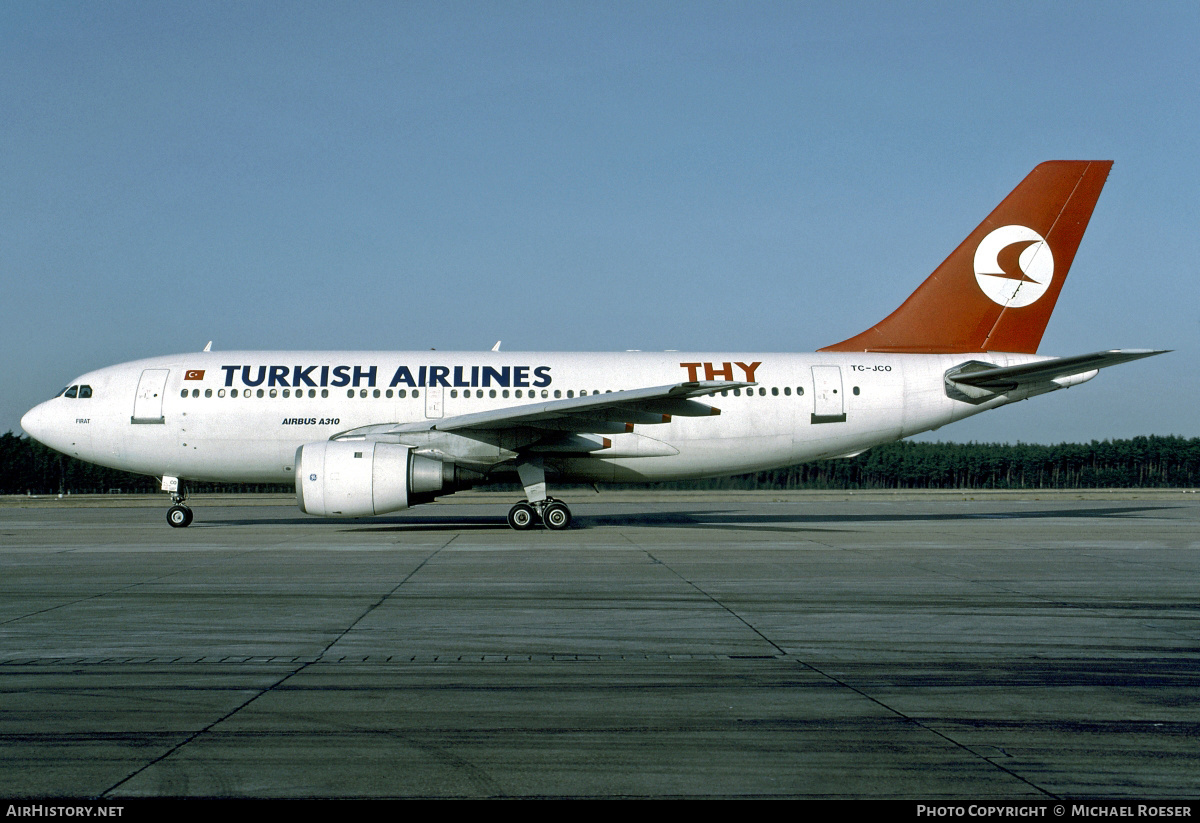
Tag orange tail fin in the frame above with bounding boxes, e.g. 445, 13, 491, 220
820, 160, 1113, 354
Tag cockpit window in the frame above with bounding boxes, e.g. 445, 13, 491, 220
55, 387, 67, 397
57, 384, 93, 398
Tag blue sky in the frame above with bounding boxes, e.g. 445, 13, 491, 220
2, 1, 1197, 443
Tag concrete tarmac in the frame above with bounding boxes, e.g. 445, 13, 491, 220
1, 491, 1197, 799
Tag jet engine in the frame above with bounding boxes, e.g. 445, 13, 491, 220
295, 440, 478, 517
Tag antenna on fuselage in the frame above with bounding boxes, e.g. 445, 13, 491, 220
203, 341, 212, 352
492, 341, 501, 351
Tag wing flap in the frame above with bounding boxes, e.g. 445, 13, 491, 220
338, 380, 751, 439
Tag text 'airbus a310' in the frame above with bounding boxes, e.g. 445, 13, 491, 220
21, 161, 1165, 529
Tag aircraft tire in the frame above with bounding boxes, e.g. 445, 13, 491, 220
543, 501, 571, 530
507, 502, 536, 530
167, 505, 193, 528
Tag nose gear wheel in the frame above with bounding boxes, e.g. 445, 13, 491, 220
167, 504, 193, 528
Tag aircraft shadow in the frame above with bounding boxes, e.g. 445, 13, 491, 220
209, 505, 1173, 533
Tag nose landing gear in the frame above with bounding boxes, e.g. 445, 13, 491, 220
162, 476, 193, 528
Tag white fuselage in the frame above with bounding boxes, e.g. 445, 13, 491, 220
22, 349, 1048, 486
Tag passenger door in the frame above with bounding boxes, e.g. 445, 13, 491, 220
132, 369, 169, 424
811, 366, 846, 424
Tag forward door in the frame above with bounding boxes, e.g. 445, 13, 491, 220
132, 369, 169, 424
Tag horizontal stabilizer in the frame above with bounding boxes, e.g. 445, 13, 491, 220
948, 349, 1168, 391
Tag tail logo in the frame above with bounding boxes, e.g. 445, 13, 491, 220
973, 225, 1054, 308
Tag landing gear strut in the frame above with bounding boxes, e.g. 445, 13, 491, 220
162, 475, 193, 528
507, 457, 572, 530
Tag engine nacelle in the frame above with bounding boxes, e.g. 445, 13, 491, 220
294, 441, 475, 517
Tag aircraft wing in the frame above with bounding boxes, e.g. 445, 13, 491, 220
949, 349, 1168, 390
337, 380, 752, 439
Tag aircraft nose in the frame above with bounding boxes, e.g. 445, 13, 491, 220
20, 402, 51, 443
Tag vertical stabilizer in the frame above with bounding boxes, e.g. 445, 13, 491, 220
820, 161, 1113, 354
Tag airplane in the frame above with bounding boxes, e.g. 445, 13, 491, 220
20, 161, 1166, 530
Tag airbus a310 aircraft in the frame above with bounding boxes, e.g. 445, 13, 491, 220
21, 161, 1165, 529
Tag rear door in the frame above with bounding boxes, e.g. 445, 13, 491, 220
811, 366, 846, 424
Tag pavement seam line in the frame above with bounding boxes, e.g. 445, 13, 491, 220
622, 532, 1060, 800
96, 537, 456, 798
0, 549, 266, 626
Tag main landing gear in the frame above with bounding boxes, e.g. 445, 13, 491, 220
507, 457, 572, 530
507, 498, 572, 531
162, 475, 193, 528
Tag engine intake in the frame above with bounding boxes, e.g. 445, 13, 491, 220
295, 441, 477, 517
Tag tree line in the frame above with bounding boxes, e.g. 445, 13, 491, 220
2, 431, 1198, 495
646, 435, 1200, 490
0, 431, 279, 494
